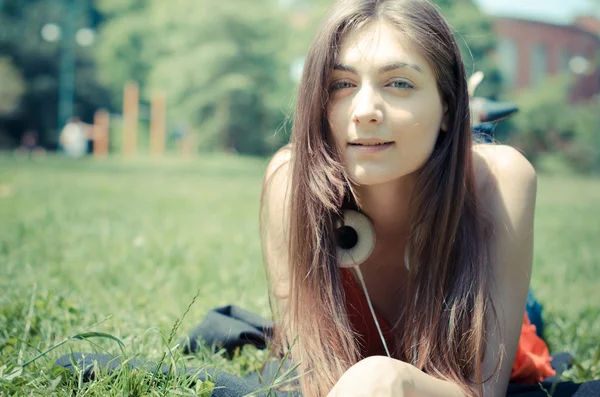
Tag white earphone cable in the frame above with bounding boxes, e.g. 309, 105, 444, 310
354, 266, 391, 358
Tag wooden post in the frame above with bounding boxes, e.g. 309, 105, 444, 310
122, 81, 139, 156
93, 109, 110, 158
150, 90, 166, 157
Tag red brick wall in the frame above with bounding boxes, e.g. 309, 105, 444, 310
493, 17, 600, 102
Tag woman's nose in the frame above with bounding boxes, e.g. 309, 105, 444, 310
352, 86, 383, 125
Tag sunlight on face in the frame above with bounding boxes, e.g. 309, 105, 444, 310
327, 21, 446, 186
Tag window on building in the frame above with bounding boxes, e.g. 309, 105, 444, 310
531, 44, 548, 86
497, 38, 518, 88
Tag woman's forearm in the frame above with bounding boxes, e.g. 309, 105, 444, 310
326, 356, 469, 397
404, 364, 466, 397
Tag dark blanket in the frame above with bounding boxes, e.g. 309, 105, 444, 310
180, 305, 274, 356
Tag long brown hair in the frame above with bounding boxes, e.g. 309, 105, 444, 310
262, 1, 500, 396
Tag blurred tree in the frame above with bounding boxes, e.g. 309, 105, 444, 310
0, 0, 110, 148
511, 74, 600, 173
97, 0, 292, 154
562, 98, 600, 174
0, 57, 25, 117
509, 75, 572, 165
435, 0, 503, 99
94, 0, 153, 108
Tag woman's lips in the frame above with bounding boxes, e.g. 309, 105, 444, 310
348, 142, 394, 154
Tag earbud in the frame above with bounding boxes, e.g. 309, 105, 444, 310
336, 209, 376, 268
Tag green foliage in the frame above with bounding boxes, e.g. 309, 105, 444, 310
94, 0, 153, 107
559, 99, 600, 174
0, 57, 25, 117
508, 74, 600, 174
508, 75, 572, 163
438, 0, 503, 98
95, 0, 147, 15
0, 0, 110, 147
96, 0, 292, 155
147, 0, 292, 154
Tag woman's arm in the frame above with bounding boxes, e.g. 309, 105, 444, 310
327, 356, 466, 397
405, 363, 466, 397
472, 144, 538, 397
261, 147, 293, 331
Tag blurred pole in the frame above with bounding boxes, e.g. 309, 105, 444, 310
58, 0, 77, 140
150, 91, 166, 157
93, 109, 110, 158
122, 81, 139, 156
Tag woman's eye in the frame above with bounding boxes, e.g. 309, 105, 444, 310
330, 81, 354, 91
388, 80, 414, 89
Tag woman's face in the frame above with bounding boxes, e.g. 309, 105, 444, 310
327, 21, 446, 186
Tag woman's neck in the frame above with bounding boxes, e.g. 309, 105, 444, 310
352, 173, 416, 239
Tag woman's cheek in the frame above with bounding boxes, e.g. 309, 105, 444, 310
328, 113, 349, 153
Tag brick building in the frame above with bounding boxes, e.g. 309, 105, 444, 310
492, 16, 600, 103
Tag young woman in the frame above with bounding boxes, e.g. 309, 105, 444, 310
261, 0, 542, 396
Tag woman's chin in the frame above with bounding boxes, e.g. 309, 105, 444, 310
348, 169, 404, 186
345, 159, 423, 187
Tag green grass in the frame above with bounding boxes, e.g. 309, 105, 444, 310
0, 154, 599, 395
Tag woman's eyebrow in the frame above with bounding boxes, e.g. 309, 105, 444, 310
333, 62, 424, 74
379, 62, 423, 74
332, 63, 357, 73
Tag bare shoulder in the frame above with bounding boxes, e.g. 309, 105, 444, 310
264, 144, 292, 185
263, 144, 293, 235
473, 144, 536, 194
263, 144, 293, 224
473, 144, 537, 228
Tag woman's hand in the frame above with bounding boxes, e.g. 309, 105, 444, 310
327, 356, 412, 397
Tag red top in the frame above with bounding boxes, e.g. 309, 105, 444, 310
341, 268, 555, 384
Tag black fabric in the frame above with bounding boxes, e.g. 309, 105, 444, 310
244, 358, 296, 390
507, 379, 600, 397
473, 122, 496, 136
507, 381, 580, 397
478, 101, 519, 123
544, 352, 575, 384
53, 352, 295, 397
181, 305, 274, 356
505, 352, 600, 397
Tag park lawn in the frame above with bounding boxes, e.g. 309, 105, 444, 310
0, 154, 599, 396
